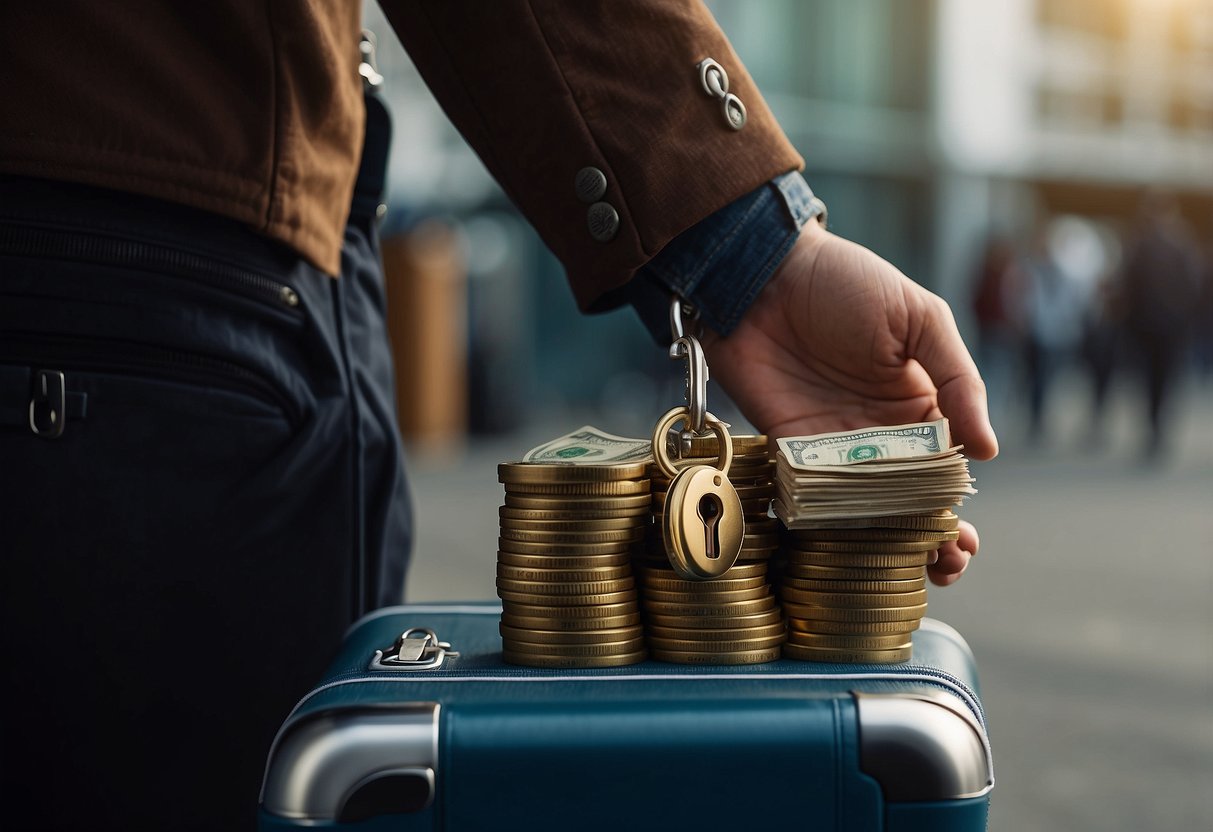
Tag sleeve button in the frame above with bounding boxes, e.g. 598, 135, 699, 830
574, 167, 608, 203
587, 202, 619, 242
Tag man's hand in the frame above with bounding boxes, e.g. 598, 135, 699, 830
703, 221, 998, 586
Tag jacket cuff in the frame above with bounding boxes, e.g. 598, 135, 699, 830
629, 171, 822, 341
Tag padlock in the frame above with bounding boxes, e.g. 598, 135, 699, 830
650, 407, 745, 580
663, 464, 744, 579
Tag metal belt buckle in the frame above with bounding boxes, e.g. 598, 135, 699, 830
369, 627, 458, 672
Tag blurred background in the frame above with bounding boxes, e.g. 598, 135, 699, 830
365, 1, 1211, 829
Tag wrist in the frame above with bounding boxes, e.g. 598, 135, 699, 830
628, 171, 824, 342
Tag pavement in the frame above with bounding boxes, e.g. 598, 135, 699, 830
401, 371, 1213, 831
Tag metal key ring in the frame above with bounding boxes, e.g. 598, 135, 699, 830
650, 406, 734, 480
669, 336, 709, 436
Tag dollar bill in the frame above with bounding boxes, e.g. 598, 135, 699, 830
522, 426, 653, 465
777, 418, 952, 470
773, 419, 975, 527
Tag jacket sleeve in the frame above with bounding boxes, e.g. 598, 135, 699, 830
379, 0, 804, 312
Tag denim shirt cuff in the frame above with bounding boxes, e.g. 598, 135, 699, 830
628, 170, 820, 341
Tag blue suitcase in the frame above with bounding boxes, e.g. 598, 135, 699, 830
258, 602, 993, 831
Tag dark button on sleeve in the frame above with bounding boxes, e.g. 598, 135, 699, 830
587, 202, 620, 242
574, 167, 608, 203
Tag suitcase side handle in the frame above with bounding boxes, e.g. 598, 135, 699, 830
855, 691, 994, 801
260, 703, 441, 823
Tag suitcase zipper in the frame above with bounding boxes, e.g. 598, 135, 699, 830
0, 222, 302, 312
3, 334, 302, 431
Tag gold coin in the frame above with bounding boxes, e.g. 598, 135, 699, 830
732, 484, 776, 500
735, 547, 775, 561
641, 596, 778, 617
504, 493, 652, 511
499, 527, 646, 545
780, 587, 928, 608
496, 563, 633, 583
745, 518, 780, 535
498, 516, 643, 532
502, 637, 647, 658
503, 600, 639, 619
497, 551, 633, 570
780, 601, 927, 622
785, 630, 911, 650
787, 616, 920, 636
788, 540, 938, 555
635, 562, 767, 581
501, 611, 642, 631
789, 511, 959, 531
782, 642, 913, 664
645, 609, 784, 630
783, 563, 926, 581
648, 453, 769, 471
646, 621, 786, 642
641, 575, 767, 593
646, 633, 786, 653
502, 649, 648, 668
685, 434, 769, 455
642, 586, 770, 604
498, 461, 649, 484
742, 533, 780, 550
496, 576, 635, 596
788, 527, 960, 544
499, 505, 651, 521
499, 624, 644, 645
781, 576, 926, 594
649, 646, 781, 665
498, 539, 640, 556
785, 550, 932, 568
740, 499, 774, 515
503, 479, 651, 497
496, 589, 637, 606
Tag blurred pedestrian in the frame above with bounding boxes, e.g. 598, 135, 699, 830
971, 235, 1028, 422
1117, 193, 1204, 459
1018, 220, 1090, 442
1081, 271, 1123, 445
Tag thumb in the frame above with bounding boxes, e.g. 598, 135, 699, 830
912, 292, 1000, 460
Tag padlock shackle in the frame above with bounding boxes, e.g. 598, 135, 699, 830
650, 406, 734, 480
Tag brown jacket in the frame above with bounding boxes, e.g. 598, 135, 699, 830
0, 2, 802, 310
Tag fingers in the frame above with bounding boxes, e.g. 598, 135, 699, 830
912, 293, 1000, 461
928, 519, 979, 587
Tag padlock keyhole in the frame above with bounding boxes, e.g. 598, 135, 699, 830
698, 493, 723, 560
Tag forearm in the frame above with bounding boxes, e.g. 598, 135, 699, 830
380, 0, 803, 310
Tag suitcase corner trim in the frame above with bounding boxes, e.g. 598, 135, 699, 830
855, 690, 994, 801
259, 701, 440, 823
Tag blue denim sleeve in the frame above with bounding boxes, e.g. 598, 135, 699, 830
628, 170, 824, 341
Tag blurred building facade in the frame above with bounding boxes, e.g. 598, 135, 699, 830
362, 0, 1213, 440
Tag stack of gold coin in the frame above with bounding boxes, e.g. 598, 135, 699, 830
496, 461, 650, 668
640, 434, 784, 664
778, 510, 961, 663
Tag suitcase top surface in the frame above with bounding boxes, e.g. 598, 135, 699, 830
290, 602, 985, 729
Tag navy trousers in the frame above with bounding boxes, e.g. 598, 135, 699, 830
0, 171, 413, 829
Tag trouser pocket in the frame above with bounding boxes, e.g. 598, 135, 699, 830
0, 332, 303, 438
0, 213, 366, 832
